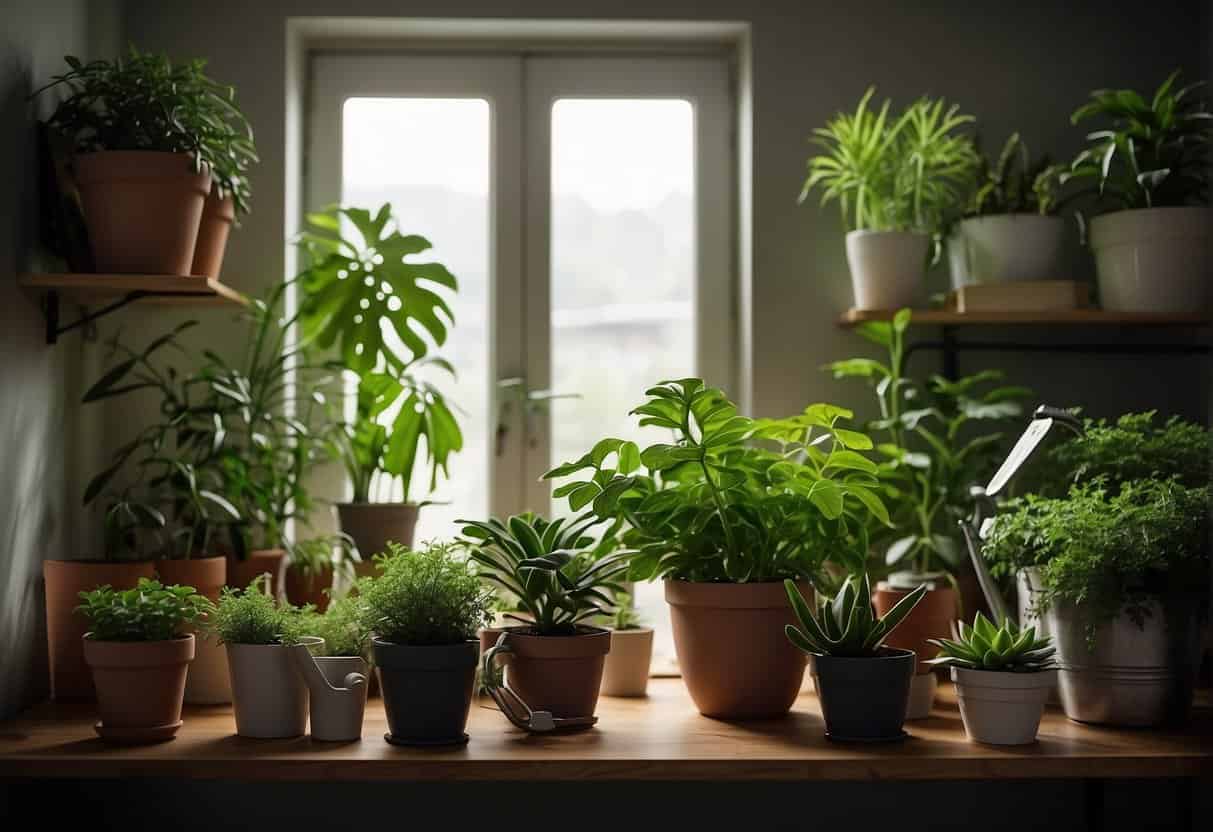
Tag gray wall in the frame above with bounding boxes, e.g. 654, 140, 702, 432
0, 0, 119, 719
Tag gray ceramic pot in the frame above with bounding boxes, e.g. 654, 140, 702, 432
226, 636, 322, 738
374, 638, 479, 746
810, 648, 914, 742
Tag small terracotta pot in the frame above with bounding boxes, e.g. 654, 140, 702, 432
190, 191, 235, 278
336, 503, 419, 561
490, 626, 610, 719
284, 564, 334, 612
873, 581, 958, 674
225, 549, 285, 595
84, 634, 195, 744
226, 637, 321, 738
73, 151, 211, 276
155, 556, 230, 704
43, 559, 155, 701
666, 580, 811, 719
602, 628, 654, 697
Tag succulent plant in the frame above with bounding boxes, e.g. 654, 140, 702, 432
784, 573, 925, 658
927, 613, 1056, 672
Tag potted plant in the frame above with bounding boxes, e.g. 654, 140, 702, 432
949, 133, 1068, 287
599, 592, 653, 698
1061, 71, 1211, 313
211, 580, 320, 738
359, 542, 492, 746
927, 613, 1057, 745
826, 309, 1029, 717
282, 535, 359, 612
77, 578, 212, 743
36, 47, 255, 276
463, 512, 628, 725
294, 593, 371, 741
546, 380, 889, 719
801, 88, 977, 309
297, 205, 462, 563
785, 573, 925, 741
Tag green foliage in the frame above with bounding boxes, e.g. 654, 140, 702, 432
211, 580, 308, 646
801, 87, 978, 233
462, 513, 628, 635
784, 573, 925, 658
927, 613, 1056, 672
77, 578, 212, 642
605, 592, 646, 631
299, 592, 371, 659
286, 534, 359, 580
37, 47, 258, 214
545, 379, 889, 585
297, 205, 462, 504
358, 542, 493, 645
825, 309, 1029, 578
1062, 71, 1212, 211
968, 133, 1063, 216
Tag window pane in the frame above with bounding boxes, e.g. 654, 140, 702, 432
549, 99, 696, 672
341, 97, 490, 543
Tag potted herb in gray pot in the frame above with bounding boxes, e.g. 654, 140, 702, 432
294, 594, 371, 742
785, 573, 925, 741
360, 541, 492, 746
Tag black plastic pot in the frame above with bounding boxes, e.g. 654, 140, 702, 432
373, 638, 479, 747
810, 648, 915, 742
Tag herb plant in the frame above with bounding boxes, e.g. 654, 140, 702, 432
606, 592, 646, 631
77, 578, 212, 642
462, 513, 629, 635
784, 573, 926, 658
1062, 71, 1212, 212
359, 542, 493, 645
966, 133, 1063, 216
927, 613, 1056, 673
211, 581, 307, 646
37, 47, 258, 214
301, 593, 370, 659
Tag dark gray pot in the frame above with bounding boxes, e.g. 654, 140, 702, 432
373, 638, 479, 747
810, 648, 915, 742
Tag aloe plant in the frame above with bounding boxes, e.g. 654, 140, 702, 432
927, 613, 1056, 673
784, 573, 925, 658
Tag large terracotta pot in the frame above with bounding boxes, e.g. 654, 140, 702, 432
190, 191, 235, 278
225, 548, 285, 595
666, 580, 811, 719
873, 581, 958, 675
43, 559, 155, 701
336, 503, 419, 562
83, 634, 194, 744
488, 627, 610, 719
155, 556, 229, 704
73, 151, 211, 276
284, 564, 334, 612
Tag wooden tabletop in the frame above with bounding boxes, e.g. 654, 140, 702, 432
837, 308, 1212, 327
1, 680, 1210, 782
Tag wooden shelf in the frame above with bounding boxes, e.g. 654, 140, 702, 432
1, 679, 1210, 783
839, 308, 1212, 327
20, 273, 247, 307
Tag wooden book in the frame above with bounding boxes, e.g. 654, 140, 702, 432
947, 280, 1090, 313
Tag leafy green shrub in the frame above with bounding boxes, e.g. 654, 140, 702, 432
300, 592, 370, 659
605, 592, 646, 631
211, 581, 307, 645
927, 613, 1056, 672
966, 133, 1063, 217
360, 542, 492, 645
77, 578, 212, 642
784, 573, 925, 658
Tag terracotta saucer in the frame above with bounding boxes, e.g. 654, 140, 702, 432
95, 720, 183, 745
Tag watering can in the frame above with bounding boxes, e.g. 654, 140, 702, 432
290, 645, 368, 741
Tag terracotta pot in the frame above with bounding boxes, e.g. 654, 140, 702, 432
225, 549, 285, 595
491, 626, 610, 719
284, 564, 334, 612
666, 580, 810, 719
375, 639, 478, 746
155, 556, 230, 704
73, 151, 210, 275
602, 628, 654, 697
83, 634, 194, 744
873, 581, 958, 674
43, 559, 155, 701
336, 503, 419, 561
226, 637, 321, 738
190, 191, 235, 278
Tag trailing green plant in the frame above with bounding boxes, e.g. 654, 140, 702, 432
545, 379, 889, 585
77, 578, 212, 642
825, 309, 1029, 580
783, 573, 926, 658
604, 592, 646, 631
801, 87, 978, 234
358, 541, 493, 645
926, 613, 1056, 673
298, 204, 462, 504
300, 592, 371, 659
1062, 70, 1212, 212
211, 581, 309, 645
966, 133, 1063, 216
461, 513, 629, 635
36, 47, 258, 214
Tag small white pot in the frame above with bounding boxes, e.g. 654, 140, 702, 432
904, 671, 937, 720
952, 666, 1057, 745
845, 229, 929, 310
226, 637, 322, 738
1088, 206, 1210, 313
952, 214, 1067, 286
601, 628, 654, 697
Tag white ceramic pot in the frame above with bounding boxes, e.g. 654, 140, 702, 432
226, 637, 322, 738
904, 671, 937, 720
952, 666, 1056, 745
601, 628, 654, 697
844, 229, 929, 309
952, 214, 1067, 286
1088, 206, 1210, 313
